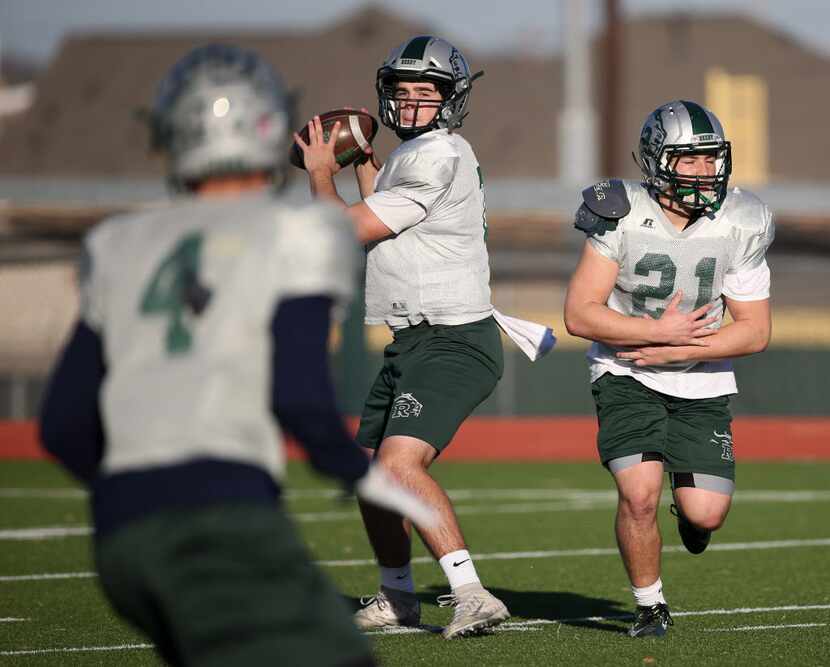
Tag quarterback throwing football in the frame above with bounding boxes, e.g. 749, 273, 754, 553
295, 36, 536, 638
564, 100, 774, 637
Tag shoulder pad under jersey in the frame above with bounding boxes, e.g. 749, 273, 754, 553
574, 179, 631, 236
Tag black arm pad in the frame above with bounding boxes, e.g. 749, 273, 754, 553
39, 321, 106, 485
270, 296, 369, 484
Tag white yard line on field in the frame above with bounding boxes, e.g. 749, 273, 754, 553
292, 490, 830, 522
2, 537, 828, 572
0, 571, 97, 583
0, 526, 91, 540
0, 643, 155, 657
0, 489, 87, 499
0, 608, 827, 654
705, 623, 828, 632
0, 618, 29, 623
317, 538, 830, 567
366, 604, 830, 636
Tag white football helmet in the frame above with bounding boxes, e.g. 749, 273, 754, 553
376, 36, 483, 140
149, 44, 292, 190
636, 100, 732, 212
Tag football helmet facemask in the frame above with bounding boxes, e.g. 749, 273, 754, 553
149, 44, 293, 191
636, 100, 732, 213
376, 36, 483, 141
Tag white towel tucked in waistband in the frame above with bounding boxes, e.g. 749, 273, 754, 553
492, 309, 556, 362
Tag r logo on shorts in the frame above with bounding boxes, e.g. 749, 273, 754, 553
390, 393, 423, 418
711, 430, 734, 462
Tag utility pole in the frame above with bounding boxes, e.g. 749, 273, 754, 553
558, 0, 598, 185
601, 0, 622, 177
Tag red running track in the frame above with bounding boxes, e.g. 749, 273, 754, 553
2, 417, 828, 462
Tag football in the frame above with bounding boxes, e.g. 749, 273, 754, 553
290, 109, 378, 170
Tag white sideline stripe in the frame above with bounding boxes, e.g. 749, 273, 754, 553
0, 643, 154, 657
0, 618, 29, 623
0, 572, 97, 583
367, 604, 830, 636
293, 490, 830, 523
0, 489, 824, 527
705, 623, 828, 632
317, 538, 830, 567
0, 526, 91, 541
0, 489, 87, 499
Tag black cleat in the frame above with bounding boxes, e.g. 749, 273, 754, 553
628, 603, 674, 638
671, 503, 711, 554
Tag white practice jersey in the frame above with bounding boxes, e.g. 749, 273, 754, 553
363, 128, 493, 329
80, 192, 360, 480
585, 181, 774, 399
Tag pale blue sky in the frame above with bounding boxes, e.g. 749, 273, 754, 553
2, 0, 829, 63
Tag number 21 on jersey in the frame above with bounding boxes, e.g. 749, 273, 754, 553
632, 252, 717, 318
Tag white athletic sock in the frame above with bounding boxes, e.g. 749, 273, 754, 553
380, 565, 414, 593
631, 578, 667, 607
439, 549, 481, 591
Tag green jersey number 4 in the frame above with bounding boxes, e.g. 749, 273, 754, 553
140, 232, 213, 354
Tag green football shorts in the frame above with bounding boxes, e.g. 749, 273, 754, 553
95, 503, 372, 667
356, 316, 503, 453
591, 372, 735, 489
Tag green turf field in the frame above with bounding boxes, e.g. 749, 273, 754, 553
1, 460, 829, 666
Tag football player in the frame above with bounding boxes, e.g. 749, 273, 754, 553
39, 44, 437, 666
564, 100, 774, 637
294, 36, 547, 638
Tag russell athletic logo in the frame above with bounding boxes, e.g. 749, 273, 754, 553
390, 393, 423, 419
711, 430, 735, 462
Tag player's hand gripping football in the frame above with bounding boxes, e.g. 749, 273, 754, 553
645, 291, 719, 346
293, 115, 342, 176
355, 464, 440, 530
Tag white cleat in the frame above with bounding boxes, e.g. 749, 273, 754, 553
354, 585, 420, 630
439, 583, 510, 639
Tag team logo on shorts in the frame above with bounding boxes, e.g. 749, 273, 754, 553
390, 393, 423, 419
711, 430, 734, 462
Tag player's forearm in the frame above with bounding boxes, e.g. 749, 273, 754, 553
684, 318, 770, 362
565, 302, 662, 347
355, 170, 376, 200
308, 169, 348, 208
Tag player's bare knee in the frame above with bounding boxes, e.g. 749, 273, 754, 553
692, 507, 728, 531
619, 491, 660, 523
677, 500, 729, 531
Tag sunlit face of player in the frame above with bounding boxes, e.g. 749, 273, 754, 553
394, 80, 443, 129
662, 150, 719, 214
672, 152, 717, 181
